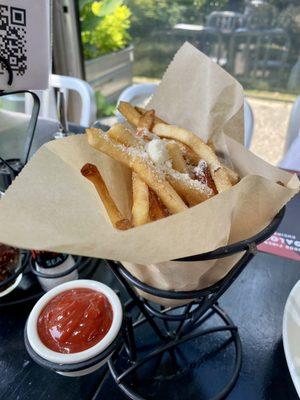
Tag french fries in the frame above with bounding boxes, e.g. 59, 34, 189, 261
166, 171, 212, 206
166, 141, 188, 173
84, 103, 240, 229
132, 172, 150, 226
135, 106, 166, 125
223, 165, 240, 185
118, 101, 141, 127
149, 189, 169, 220
87, 128, 187, 215
103, 125, 211, 206
81, 163, 131, 230
152, 123, 232, 193
137, 109, 155, 131
108, 123, 139, 147
175, 141, 200, 166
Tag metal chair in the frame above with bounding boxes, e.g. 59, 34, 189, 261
116, 83, 158, 121
117, 83, 254, 148
284, 96, 300, 154
173, 24, 224, 66
228, 28, 290, 85
25, 74, 97, 127
244, 98, 254, 149
206, 11, 245, 33
243, 0, 278, 31
279, 96, 300, 171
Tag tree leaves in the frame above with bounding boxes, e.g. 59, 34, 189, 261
79, 0, 92, 11
91, 0, 123, 17
80, 12, 101, 31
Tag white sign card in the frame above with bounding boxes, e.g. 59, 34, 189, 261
0, 0, 51, 91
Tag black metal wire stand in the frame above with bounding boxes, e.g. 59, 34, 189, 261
102, 207, 285, 400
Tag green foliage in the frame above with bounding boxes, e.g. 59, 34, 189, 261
79, 0, 92, 11
124, 0, 183, 35
80, 1, 131, 60
95, 92, 116, 117
92, 0, 123, 16
124, 0, 230, 34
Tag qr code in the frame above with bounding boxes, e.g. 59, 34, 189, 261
0, 4, 27, 76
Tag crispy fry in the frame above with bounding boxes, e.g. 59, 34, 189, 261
166, 172, 212, 206
87, 128, 187, 214
81, 163, 131, 230
118, 101, 141, 127
135, 106, 166, 125
105, 125, 210, 206
132, 172, 150, 226
153, 123, 232, 193
206, 139, 240, 185
149, 189, 169, 220
194, 160, 218, 195
175, 141, 200, 166
166, 141, 188, 173
108, 123, 139, 147
223, 165, 240, 185
137, 109, 155, 131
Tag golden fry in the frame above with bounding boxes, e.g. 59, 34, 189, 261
118, 101, 141, 127
166, 141, 188, 173
149, 189, 169, 221
153, 123, 232, 193
132, 172, 150, 226
166, 172, 212, 207
205, 139, 239, 185
135, 106, 166, 125
194, 160, 218, 195
81, 163, 131, 230
137, 109, 155, 131
223, 165, 240, 185
108, 123, 138, 147
87, 128, 187, 214
85, 100, 240, 229
175, 141, 200, 166
106, 125, 209, 205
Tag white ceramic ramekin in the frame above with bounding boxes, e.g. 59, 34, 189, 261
25, 279, 123, 376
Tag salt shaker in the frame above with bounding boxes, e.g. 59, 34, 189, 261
32, 251, 78, 291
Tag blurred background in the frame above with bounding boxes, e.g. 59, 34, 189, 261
2, 0, 300, 166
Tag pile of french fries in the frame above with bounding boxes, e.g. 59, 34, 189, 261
81, 102, 240, 230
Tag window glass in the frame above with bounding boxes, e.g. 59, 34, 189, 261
80, 1, 299, 164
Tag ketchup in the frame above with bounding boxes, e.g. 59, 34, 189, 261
37, 288, 113, 354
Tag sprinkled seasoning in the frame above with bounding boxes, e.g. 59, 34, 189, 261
100, 130, 213, 195
167, 167, 213, 195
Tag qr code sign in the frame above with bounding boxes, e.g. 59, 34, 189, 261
0, 4, 27, 76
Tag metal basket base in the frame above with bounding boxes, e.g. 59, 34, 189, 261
108, 303, 242, 400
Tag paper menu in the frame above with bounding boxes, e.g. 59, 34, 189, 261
258, 175, 300, 261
